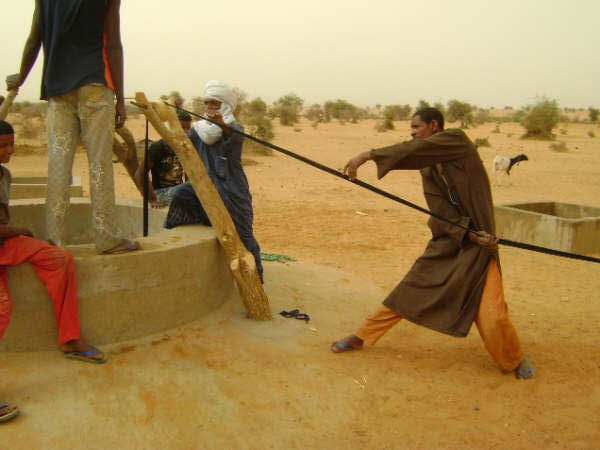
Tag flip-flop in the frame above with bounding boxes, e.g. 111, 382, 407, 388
0, 403, 20, 423
515, 366, 535, 379
330, 340, 357, 353
279, 309, 310, 323
64, 346, 107, 364
102, 240, 140, 255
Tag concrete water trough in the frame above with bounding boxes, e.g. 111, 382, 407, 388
10, 175, 83, 200
494, 202, 600, 255
0, 198, 236, 352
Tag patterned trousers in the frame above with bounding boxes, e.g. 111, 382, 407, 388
46, 84, 123, 252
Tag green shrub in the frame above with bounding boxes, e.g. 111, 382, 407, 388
375, 119, 394, 132
473, 137, 491, 147
447, 99, 474, 128
589, 107, 599, 122
323, 99, 361, 123
273, 93, 303, 126
384, 104, 412, 120
305, 104, 324, 122
474, 109, 491, 126
521, 98, 561, 139
588, 130, 596, 138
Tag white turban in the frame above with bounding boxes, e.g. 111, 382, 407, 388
193, 80, 237, 145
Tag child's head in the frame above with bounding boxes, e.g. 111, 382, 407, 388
0, 120, 15, 164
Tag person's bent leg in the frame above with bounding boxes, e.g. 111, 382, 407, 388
475, 258, 531, 377
164, 182, 211, 228
78, 85, 124, 252
332, 304, 403, 353
46, 93, 80, 247
0, 269, 14, 341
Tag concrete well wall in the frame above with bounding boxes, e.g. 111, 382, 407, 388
494, 202, 600, 255
10, 176, 83, 200
0, 199, 236, 352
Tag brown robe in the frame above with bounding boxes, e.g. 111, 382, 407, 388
370, 128, 497, 337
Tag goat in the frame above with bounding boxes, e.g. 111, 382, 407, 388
492, 154, 528, 185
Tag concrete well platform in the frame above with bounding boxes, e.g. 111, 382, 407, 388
495, 201, 600, 254
0, 198, 235, 352
9, 176, 83, 200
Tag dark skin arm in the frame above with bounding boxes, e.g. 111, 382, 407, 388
105, 0, 126, 129
6, 0, 42, 91
134, 159, 162, 208
343, 153, 499, 249
0, 225, 33, 240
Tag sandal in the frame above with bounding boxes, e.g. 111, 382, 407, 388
102, 239, 140, 255
0, 403, 20, 423
64, 346, 107, 364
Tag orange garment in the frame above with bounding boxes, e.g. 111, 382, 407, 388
0, 235, 81, 344
355, 258, 524, 372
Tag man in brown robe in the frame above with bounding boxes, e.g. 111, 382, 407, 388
332, 108, 534, 379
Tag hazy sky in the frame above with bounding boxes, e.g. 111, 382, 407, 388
2, 0, 599, 108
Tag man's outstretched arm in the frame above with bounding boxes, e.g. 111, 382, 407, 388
6, 0, 42, 91
105, 0, 126, 129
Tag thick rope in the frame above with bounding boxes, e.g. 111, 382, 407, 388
157, 102, 600, 264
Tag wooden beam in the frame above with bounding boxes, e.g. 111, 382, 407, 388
0, 90, 18, 121
134, 92, 272, 320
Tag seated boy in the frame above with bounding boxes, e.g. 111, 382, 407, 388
134, 110, 192, 208
0, 120, 105, 424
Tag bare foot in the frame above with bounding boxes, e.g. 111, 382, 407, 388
331, 334, 364, 353
61, 339, 106, 363
515, 357, 535, 379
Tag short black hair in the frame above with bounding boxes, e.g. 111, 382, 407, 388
177, 110, 192, 122
0, 120, 14, 136
413, 107, 444, 130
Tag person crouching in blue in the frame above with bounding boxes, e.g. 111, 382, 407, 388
164, 80, 264, 282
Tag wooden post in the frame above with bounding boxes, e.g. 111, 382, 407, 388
0, 90, 18, 121
134, 92, 272, 320
112, 126, 141, 193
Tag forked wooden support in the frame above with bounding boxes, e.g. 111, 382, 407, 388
134, 92, 272, 320
112, 126, 141, 193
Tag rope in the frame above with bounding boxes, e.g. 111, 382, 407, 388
155, 102, 600, 264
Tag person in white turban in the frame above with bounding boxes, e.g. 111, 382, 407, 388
164, 80, 264, 281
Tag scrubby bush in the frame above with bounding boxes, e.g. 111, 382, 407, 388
521, 98, 561, 140
416, 99, 431, 110
549, 141, 568, 152
238, 97, 275, 154
473, 109, 491, 126
492, 123, 501, 133
323, 99, 362, 123
473, 137, 491, 147
589, 107, 599, 122
588, 130, 596, 138
384, 104, 412, 120
305, 103, 324, 122
447, 99, 474, 128
375, 108, 395, 132
433, 102, 447, 117
272, 93, 303, 126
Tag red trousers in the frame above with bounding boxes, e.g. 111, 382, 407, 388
0, 235, 81, 344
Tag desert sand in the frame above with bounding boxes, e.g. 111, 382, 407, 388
1, 115, 599, 448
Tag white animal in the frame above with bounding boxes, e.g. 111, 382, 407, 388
492, 154, 528, 185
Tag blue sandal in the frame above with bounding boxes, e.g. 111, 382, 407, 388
0, 403, 20, 423
64, 346, 107, 364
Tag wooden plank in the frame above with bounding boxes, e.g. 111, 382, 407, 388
0, 90, 18, 121
134, 92, 272, 320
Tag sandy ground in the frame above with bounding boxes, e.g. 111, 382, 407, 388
1, 115, 600, 448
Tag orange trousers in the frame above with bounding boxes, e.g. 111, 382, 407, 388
0, 235, 81, 345
355, 259, 524, 372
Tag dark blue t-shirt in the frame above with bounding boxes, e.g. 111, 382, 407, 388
40, 0, 110, 99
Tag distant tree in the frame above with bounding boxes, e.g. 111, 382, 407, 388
375, 104, 382, 110
447, 99, 474, 128
324, 99, 361, 123
384, 104, 412, 121
240, 97, 274, 153
273, 93, 303, 126
305, 104, 324, 122
433, 101, 446, 117
473, 108, 491, 126
521, 98, 561, 140
589, 107, 599, 122
376, 107, 395, 132
416, 99, 431, 110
